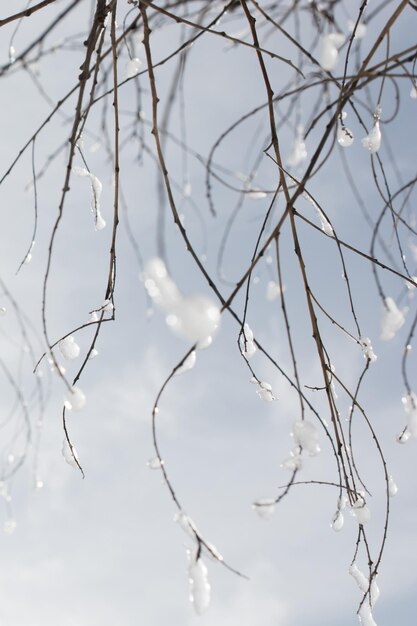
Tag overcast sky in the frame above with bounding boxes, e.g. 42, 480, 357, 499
0, 2, 416, 625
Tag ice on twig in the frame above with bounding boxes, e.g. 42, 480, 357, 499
175, 351, 197, 375
351, 495, 371, 525
187, 552, 211, 615
59, 335, 80, 360
358, 600, 378, 626
401, 392, 417, 437
253, 498, 275, 520
125, 57, 142, 79
347, 19, 367, 39
144, 259, 220, 345
174, 510, 198, 539
337, 112, 354, 147
239, 323, 256, 359
147, 457, 163, 470
287, 126, 307, 167
359, 337, 377, 363
318, 33, 345, 71
388, 475, 398, 497
362, 106, 382, 154
73, 165, 106, 230
62, 438, 79, 469
248, 188, 267, 200
292, 420, 320, 456
331, 509, 344, 531
65, 386, 86, 411
256, 381, 276, 402
380, 296, 406, 341
303, 191, 334, 236
282, 449, 303, 471
410, 85, 417, 99
349, 564, 369, 593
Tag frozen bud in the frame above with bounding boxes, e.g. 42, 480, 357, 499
351, 496, 371, 524
256, 381, 276, 402
188, 554, 211, 615
337, 112, 354, 147
89, 348, 99, 359
62, 438, 79, 469
0, 307, 6, 315
292, 420, 320, 456
175, 351, 196, 375
359, 337, 377, 362
59, 336, 80, 360
239, 323, 256, 359
319, 33, 345, 71
410, 85, 417, 99
125, 57, 142, 79
147, 457, 163, 470
252, 498, 275, 520
331, 509, 344, 532
287, 126, 307, 168
380, 296, 406, 341
65, 386, 86, 411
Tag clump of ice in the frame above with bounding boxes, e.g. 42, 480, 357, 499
362, 106, 382, 154
292, 420, 320, 456
388, 475, 398, 497
125, 57, 142, 79
144, 259, 220, 346
252, 498, 275, 520
318, 33, 345, 71
187, 552, 211, 615
175, 351, 197, 375
302, 191, 334, 236
65, 386, 86, 411
73, 165, 106, 230
359, 337, 377, 362
337, 111, 354, 147
255, 380, 276, 402
401, 392, 417, 437
62, 438, 79, 468
347, 19, 367, 39
239, 323, 256, 359
331, 509, 344, 531
287, 126, 307, 167
380, 296, 406, 341
351, 495, 371, 525
59, 335, 80, 360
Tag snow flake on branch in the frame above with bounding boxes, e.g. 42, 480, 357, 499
59, 335, 80, 360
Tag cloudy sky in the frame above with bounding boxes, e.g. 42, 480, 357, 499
0, 1, 416, 625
